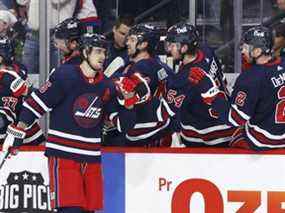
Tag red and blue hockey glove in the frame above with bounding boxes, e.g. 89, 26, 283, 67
188, 67, 222, 105
2, 124, 26, 153
115, 74, 151, 108
115, 77, 140, 109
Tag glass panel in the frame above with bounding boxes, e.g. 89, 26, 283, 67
196, 0, 235, 73
242, 0, 274, 26
241, 0, 278, 57
0, 0, 40, 85
22, 0, 40, 78
48, 1, 118, 69
118, 0, 187, 28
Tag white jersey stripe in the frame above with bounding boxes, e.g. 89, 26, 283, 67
126, 118, 170, 141
23, 130, 43, 144
247, 122, 285, 139
46, 143, 101, 156
228, 109, 239, 127
134, 122, 158, 129
23, 102, 42, 118
48, 129, 101, 143
180, 133, 232, 145
181, 123, 232, 134
31, 92, 52, 112
232, 104, 250, 120
0, 110, 15, 122
245, 124, 285, 148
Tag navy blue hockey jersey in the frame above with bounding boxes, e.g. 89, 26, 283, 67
122, 57, 169, 96
19, 64, 136, 162
165, 48, 236, 146
123, 97, 174, 146
212, 57, 285, 150
119, 58, 174, 146
103, 57, 174, 146
0, 66, 44, 145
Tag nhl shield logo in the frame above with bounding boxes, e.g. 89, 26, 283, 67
73, 93, 103, 128
0, 170, 52, 212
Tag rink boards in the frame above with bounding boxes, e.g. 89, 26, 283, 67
1, 147, 285, 212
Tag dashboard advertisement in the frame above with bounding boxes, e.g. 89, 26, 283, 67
124, 152, 285, 213
1, 148, 285, 213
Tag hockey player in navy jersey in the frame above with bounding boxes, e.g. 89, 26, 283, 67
164, 22, 236, 147
103, 23, 175, 147
124, 23, 169, 95
0, 36, 44, 145
2, 33, 138, 213
190, 26, 285, 150
52, 17, 83, 66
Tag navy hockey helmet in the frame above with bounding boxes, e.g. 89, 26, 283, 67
53, 18, 83, 41
128, 23, 160, 52
241, 26, 274, 55
79, 33, 108, 55
0, 36, 14, 65
80, 33, 108, 49
165, 22, 199, 50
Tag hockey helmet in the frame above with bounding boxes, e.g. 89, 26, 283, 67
53, 18, 83, 41
165, 22, 199, 49
241, 26, 274, 55
80, 33, 108, 49
127, 23, 160, 52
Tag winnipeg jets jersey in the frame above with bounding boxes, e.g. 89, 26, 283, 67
122, 57, 169, 95
212, 57, 285, 150
0, 65, 44, 145
19, 64, 136, 162
166, 48, 236, 147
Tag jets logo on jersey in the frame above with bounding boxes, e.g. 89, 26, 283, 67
75, 97, 101, 119
73, 94, 103, 128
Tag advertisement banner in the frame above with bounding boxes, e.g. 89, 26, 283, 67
0, 151, 51, 213
125, 152, 285, 213
1, 148, 285, 213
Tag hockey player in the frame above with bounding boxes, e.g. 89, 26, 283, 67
190, 26, 285, 150
0, 36, 44, 145
52, 17, 83, 65
164, 22, 236, 147
103, 23, 175, 147
2, 33, 137, 213
124, 23, 169, 95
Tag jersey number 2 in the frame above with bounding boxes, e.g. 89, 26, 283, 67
275, 86, 285, 123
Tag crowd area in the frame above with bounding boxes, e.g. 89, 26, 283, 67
0, 0, 284, 212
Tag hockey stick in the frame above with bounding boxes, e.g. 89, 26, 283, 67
0, 151, 10, 170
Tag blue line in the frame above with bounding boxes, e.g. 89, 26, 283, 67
101, 152, 125, 213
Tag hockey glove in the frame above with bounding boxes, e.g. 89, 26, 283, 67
115, 74, 151, 109
115, 77, 139, 109
188, 67, 221, 105
2, 124, 26, 153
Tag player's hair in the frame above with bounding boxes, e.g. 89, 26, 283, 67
114, 15, 135, 29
